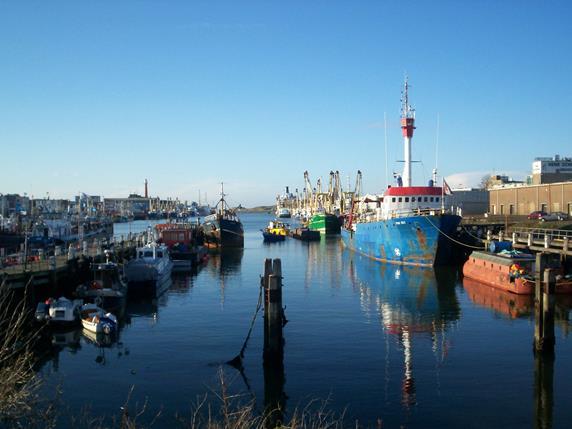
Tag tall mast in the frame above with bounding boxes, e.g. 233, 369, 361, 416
400, 77, 416, 187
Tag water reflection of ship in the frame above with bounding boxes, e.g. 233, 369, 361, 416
34, 327, 82, 373
211, 248, 244, 276
463, 277, 533, 319
81, 328, 128, 365
303, 237, 343, 290
206, 248, 244, 306
170, 263, 206, 294
348, 253, 461, 408
125, 299, 161, 325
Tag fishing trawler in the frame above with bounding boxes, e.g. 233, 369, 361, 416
201, 184, 244, 248
341, 78, 461, 266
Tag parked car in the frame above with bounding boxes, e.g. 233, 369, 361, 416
528, 211, 548, 220
540, 213, 559, 222
550, 211, 570, 221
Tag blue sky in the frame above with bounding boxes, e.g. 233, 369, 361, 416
1, 1, 571, 206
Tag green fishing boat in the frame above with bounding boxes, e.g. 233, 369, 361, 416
308, 213, 341, 235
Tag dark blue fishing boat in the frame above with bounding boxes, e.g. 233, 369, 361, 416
200, 185, 244, 249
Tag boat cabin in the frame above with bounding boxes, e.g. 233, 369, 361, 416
360, 186, 445, 221
136, 243, 169, 260
90, 262, 121, 289
155, 223, 193, 248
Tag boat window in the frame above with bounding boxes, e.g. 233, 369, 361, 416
157, 251, 163, 258
144, 251, 153, 257
424, 197, 428, 202
436, 197, 440, 202
405, 197, 409, 202
411, 197, 416, 202
430, 197, 434, 202
392, 197, 396, 202
398, 197, 402, 202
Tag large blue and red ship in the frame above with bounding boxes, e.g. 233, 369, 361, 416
341, 78, 461, 267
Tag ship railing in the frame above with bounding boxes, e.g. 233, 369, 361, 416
388, 207, 446, 219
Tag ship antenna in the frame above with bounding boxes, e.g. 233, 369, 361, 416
384, 111, 389, 188
219, 182, 226, 213
434, 113, 440, 184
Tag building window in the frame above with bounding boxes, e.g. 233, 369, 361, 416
568, 203, 572, 215
509, 205, 514, 215
500, 205, 504, 214
541, 203, 547, 212
491, 205, 496, 214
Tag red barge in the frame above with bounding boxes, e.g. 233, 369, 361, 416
463, 251, 572, 295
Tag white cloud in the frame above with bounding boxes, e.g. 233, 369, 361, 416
445, 170, 528, 189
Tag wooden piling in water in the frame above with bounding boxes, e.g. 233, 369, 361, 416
263, 258, 284, 357
534, 253, 555, 354
261, 258, 286, 428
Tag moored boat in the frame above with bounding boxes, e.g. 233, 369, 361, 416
308, 212, 341, 235
291, 227, 320, 242
35, 297, 83, 325
463, 250, 572, 295
125, 242, 173, 297
341, 78, 461, 266
155, 222, 205, 271
80, 304, 118, 335
262, 220, 289, 242
200, 185, 244, 249
76, 259, 127, 310
276, 207, 292, 218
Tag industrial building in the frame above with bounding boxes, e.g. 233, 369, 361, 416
488, 181, 572, 216
447, 188, 489, 215
531, 155, 572, 184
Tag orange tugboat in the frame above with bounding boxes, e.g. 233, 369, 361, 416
463, 250, 572, 295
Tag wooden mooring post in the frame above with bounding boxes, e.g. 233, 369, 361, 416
533, 253, 556, 354
262, 258, 286, 427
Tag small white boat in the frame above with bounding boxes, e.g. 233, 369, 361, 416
80, 304, 118, 335
35, 297, 83, 325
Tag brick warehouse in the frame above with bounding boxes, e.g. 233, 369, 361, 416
488, 181, 572, 215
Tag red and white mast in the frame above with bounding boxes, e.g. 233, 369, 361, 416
401, 77, 416, 187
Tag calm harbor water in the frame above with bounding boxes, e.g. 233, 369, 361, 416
36, 213, 572, 428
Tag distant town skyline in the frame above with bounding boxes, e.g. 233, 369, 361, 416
1, 1, 571, 206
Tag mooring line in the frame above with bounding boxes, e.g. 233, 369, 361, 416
424, 216, 486, 250
227, 278, 264, 366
